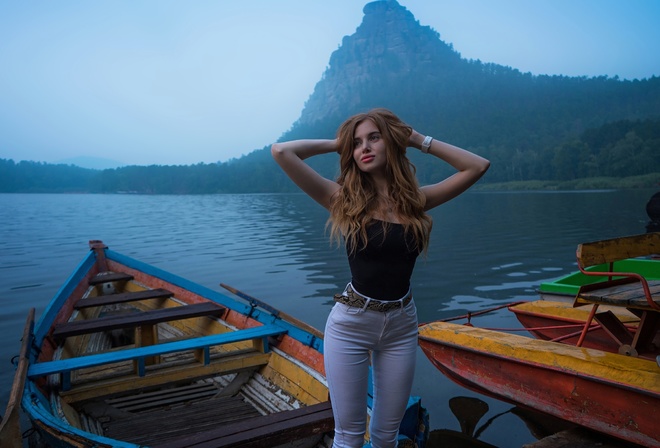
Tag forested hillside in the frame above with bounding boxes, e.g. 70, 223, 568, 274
2, 0, 659, 193
2, 118, 658, 193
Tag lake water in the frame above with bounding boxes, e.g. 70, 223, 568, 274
0, 190, 655, 447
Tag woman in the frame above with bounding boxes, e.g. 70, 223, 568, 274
271, 108, 490, 448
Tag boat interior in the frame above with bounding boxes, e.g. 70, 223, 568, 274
29, 269, 333, 447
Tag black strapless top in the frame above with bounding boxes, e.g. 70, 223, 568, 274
347, 221, 420, 301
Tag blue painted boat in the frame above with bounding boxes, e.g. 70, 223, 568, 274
15, 240, 428, 447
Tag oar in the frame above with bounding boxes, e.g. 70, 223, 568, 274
220, 283, 325, 340
448, 396, 489, 437
0, 308, 34, 448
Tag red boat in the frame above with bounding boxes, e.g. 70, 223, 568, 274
509, 300, 650, 356
418, 233, 660, 447
515, 233, 660, 360
418, 321, 660, 448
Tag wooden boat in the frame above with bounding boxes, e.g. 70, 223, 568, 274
418, 321, 660, 448
418, 233, 660, 447
17, 240, 428, 448
517, 233, 660, 358
508, 300, 645, 355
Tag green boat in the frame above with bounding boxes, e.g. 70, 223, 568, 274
538, 258, 660, 301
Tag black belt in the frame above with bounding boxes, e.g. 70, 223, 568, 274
333, 286, 412, 312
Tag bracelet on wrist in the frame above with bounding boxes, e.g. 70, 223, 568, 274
421, 136, 433, 153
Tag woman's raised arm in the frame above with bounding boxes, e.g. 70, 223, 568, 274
271, 139, 341, 209
408, 130, 490, 210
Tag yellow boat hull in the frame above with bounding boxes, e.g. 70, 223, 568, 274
418, 321, 660, 448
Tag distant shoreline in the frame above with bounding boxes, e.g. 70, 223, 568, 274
474, 173, 660, 192
1, 173, 657, 195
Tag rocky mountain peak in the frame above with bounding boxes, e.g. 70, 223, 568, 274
293, 0, 460, 128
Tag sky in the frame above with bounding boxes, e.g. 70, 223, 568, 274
1, 1, 659, 168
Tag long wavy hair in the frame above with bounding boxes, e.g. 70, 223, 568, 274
328, 108, 432, 254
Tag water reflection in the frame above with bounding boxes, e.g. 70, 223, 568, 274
0, 190, 655, 447
427, 396, 575, 448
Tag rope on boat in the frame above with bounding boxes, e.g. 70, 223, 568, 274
431, 301, 526, 326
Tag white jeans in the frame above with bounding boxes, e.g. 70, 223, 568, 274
324, 296, 418, 448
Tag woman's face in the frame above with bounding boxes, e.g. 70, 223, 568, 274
352, 119, 387, 174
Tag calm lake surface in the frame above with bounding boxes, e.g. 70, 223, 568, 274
1, 190, 656, 447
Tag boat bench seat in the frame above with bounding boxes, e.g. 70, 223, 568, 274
153, 400, 334, 448
574, 232, 660, 356
74, 288, 174, 309
575, 232, 660, 311
52, 302, 226, 342
29, 324, 287, 391
89, 272, 134, 285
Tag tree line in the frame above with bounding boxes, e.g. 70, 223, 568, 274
1, 118, 658, 194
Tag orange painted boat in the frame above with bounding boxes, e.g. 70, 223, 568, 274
418, 321, 660, 448
17, 240, 428, 448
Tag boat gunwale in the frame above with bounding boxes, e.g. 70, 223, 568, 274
509, 300, 639, 325
418, 322, 660, 394
33, 250, 97, 348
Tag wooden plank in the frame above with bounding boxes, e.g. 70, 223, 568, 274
116, 387, 218, 413
89, 272, 134, 285
30, 325, 286, 379
593, 311, 633, 346
577, 281, 660, 310
577, 232, 660, 268
104, 396, 262, 445
262, 352, 328, 403
106, 382, 218, 412
61, 351, 271, 403
153, 401, 334, 448
52, 302, 226, 341
74, 288, 173, 309
632, 311, 660, 351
